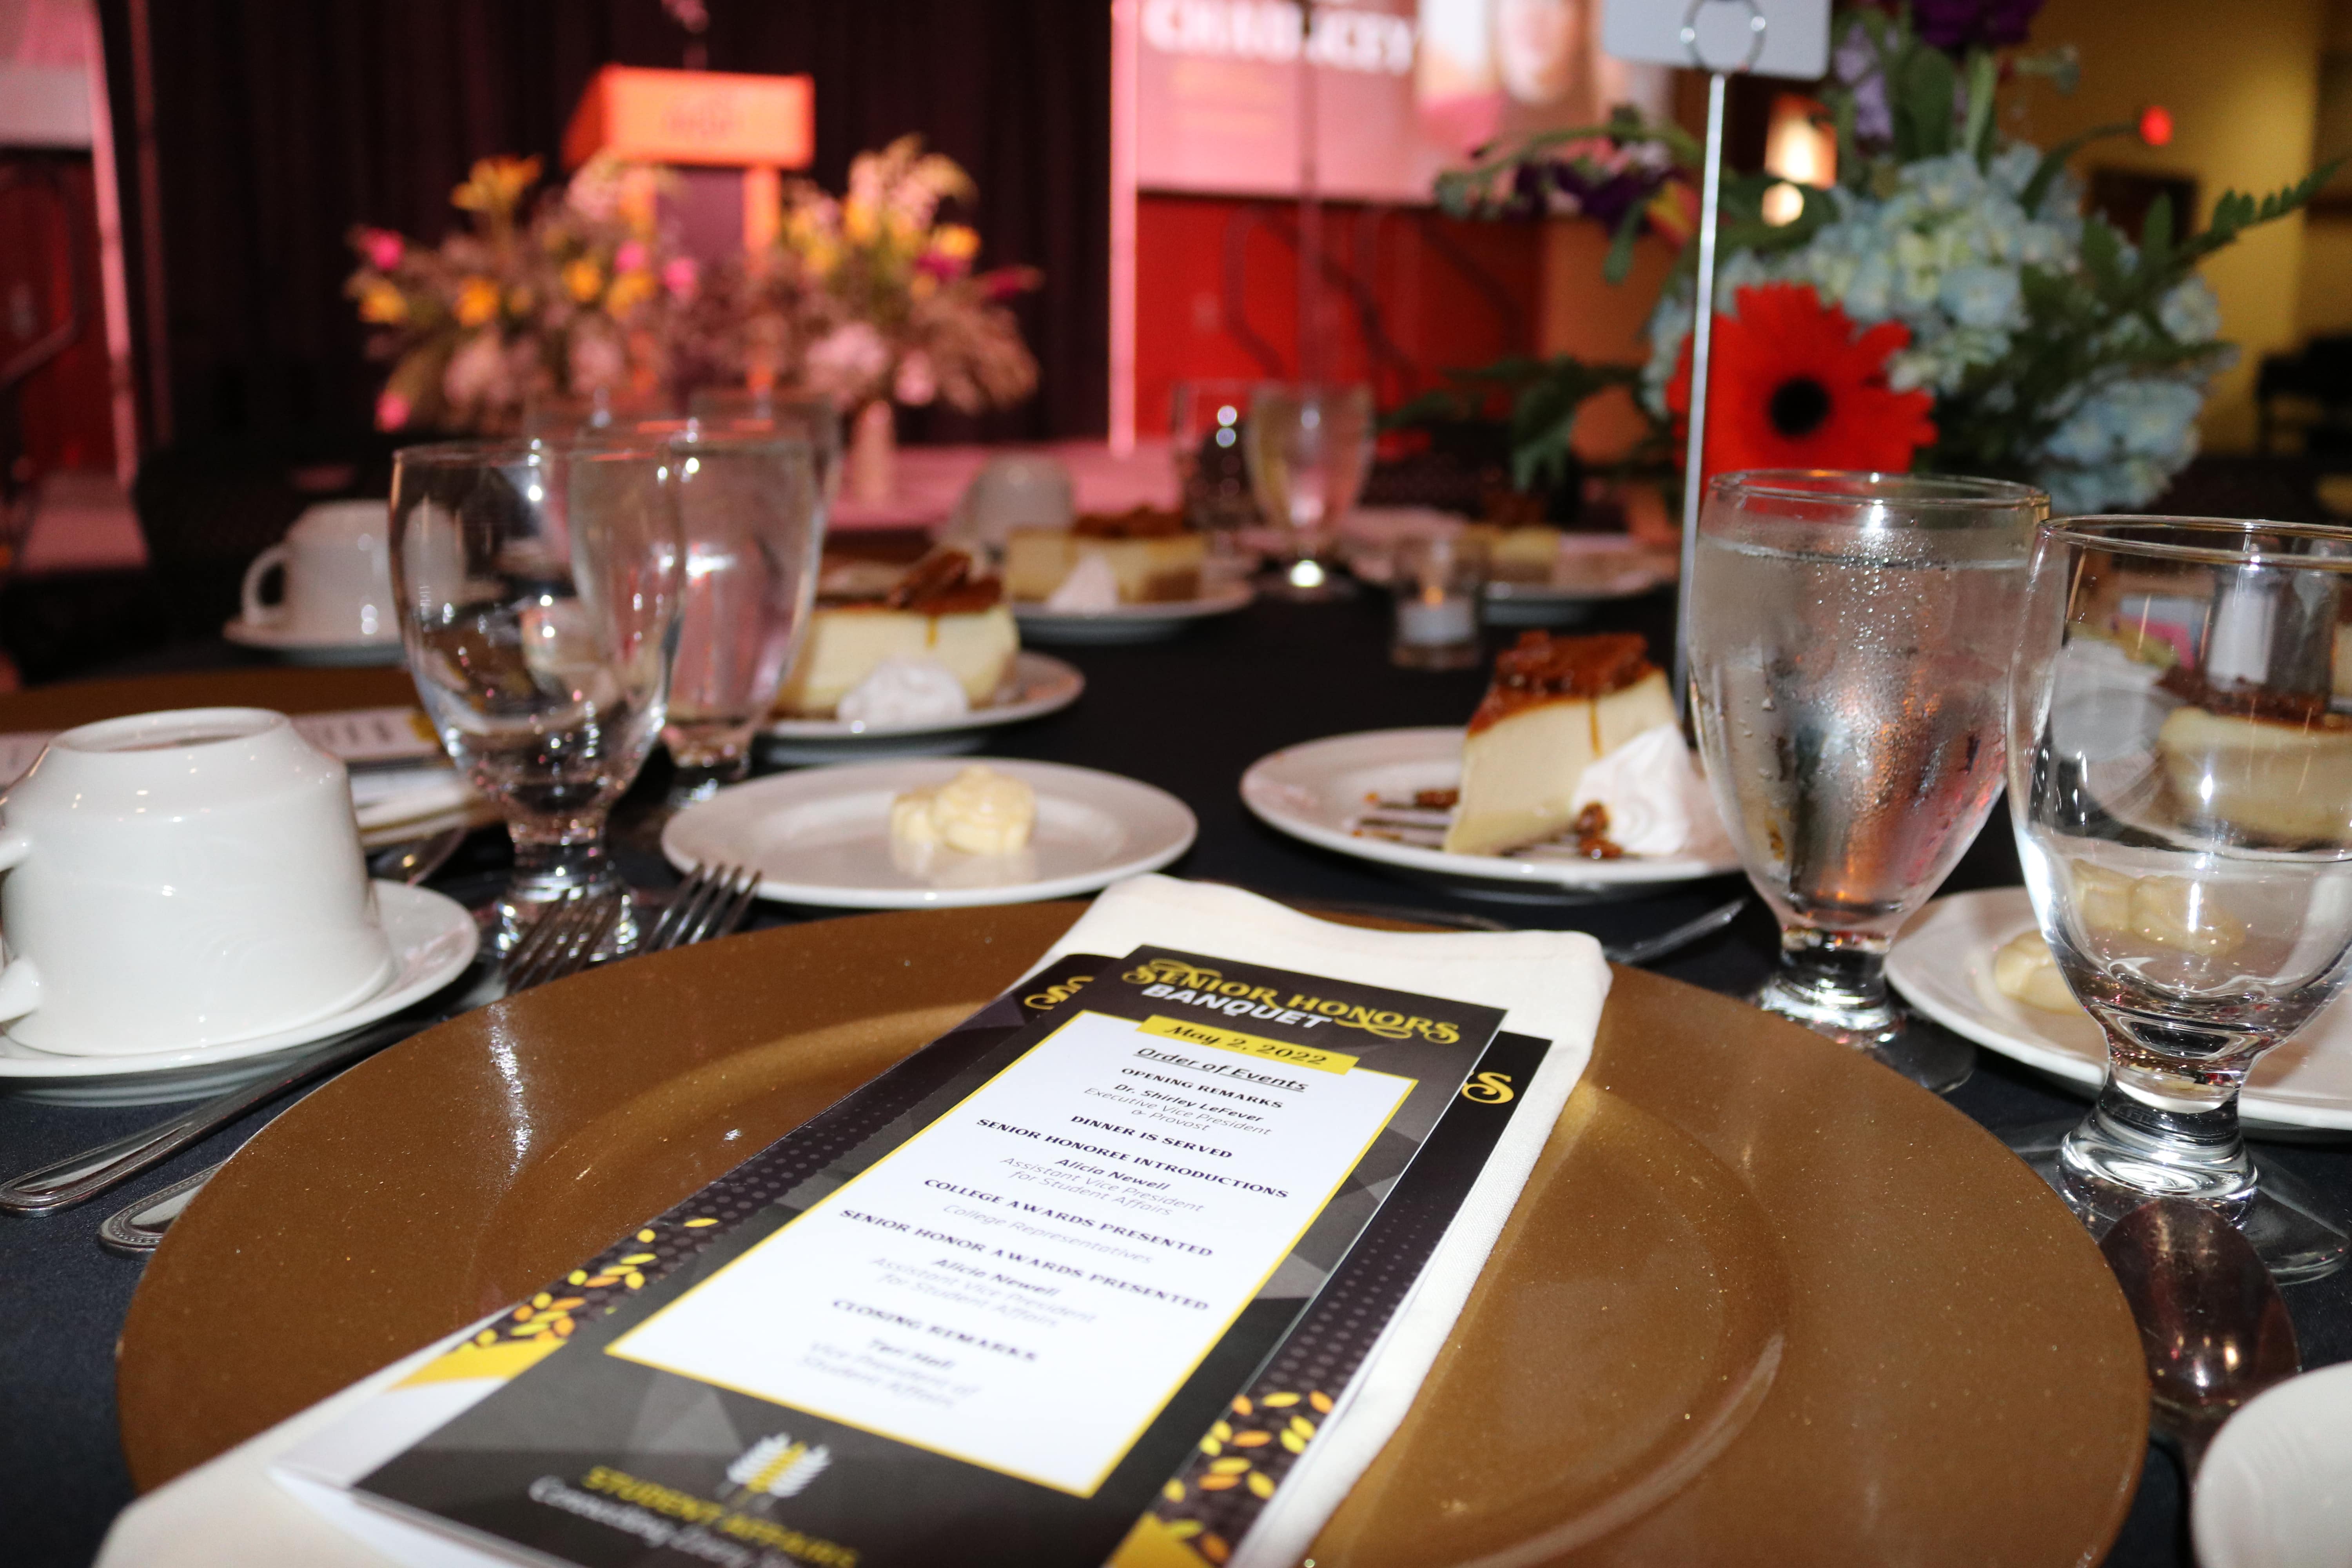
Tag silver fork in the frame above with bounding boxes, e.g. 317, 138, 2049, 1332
3, 889, 617, 1226
84, 876, 757, 1252
645, 862, 762, 952
500, 885, 628, 993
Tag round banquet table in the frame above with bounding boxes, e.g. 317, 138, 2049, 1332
2, 586, 2348, 1568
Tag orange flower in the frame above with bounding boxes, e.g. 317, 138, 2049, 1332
563, 258, 605, 303
1666, 282, 1936, 482
454, 276, 500, 327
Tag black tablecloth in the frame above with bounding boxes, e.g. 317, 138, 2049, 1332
4, 585, 2348, 1568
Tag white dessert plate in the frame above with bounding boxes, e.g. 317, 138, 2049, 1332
0, 882, 479, 1107
2194, 1361, 2352, 1568
757, 652, 1084, 763
1345, 525, 1677, 627
1012, 583, 1253, 645
1886, 887, 2352, 1137
223, 619, 406, 666
661, 757, 1196, 909
1239, 726, 1744, 903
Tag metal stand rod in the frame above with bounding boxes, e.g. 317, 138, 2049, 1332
1673, 69, 1730, 723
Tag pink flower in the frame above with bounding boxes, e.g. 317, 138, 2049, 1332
893, 351, 937, 407
615, 240, 648, 274
363, 230, 405, 271
375, 390, 411, 430
661, 256, 699, 299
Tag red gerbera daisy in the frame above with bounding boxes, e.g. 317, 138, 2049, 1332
1667, 282, 1937, 482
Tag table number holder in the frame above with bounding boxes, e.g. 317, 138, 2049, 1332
1601, 0, 1831, 717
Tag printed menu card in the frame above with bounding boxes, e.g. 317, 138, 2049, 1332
350, 944, 1540, 1568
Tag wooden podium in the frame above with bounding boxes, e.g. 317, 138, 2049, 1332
561, 65, 814, 253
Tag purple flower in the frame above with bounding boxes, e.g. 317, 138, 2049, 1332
1834, 25, 1892, 141
1909, 0, 2043, 51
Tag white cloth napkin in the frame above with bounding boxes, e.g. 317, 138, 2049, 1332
99, 876, 1609, 1568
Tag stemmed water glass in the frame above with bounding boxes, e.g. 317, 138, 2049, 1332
2008, 516, 2352, 1281
658, 430, 826, 804
1242, 382, 1373, 599
1686, 470, 2047, 1089
389, 439, 684, 950
686, 387, 843, 501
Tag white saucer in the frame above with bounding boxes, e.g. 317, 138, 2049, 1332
757, 652, 1084, 763
224, 618, 405, 667
1886, 887, 2352, 1137
1012, 583, 1253, 645
1239, 727, 1744, 903
661, 757, 1196, 909
2195, 1362, 2352, 1568
0, 882, 480, 1106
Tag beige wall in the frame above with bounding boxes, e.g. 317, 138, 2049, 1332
2301, 220, 2352, 334
2018, 0, 2327, 452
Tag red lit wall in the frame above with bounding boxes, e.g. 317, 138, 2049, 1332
1132, 192, 1546, 434
0, 156, 116, 477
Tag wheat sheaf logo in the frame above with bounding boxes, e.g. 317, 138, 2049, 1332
726, 1433, 833, 1501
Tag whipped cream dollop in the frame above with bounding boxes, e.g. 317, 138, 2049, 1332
1566, 724, 1723, 858
1044, 552, 1121, 612
837, 657, 972, 728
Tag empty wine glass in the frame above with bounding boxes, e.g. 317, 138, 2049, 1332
1242, 382, 1372, 599
1687, 470, 2046, 1089
390, 439, 684, 950
1170, 378, 1260, 544
659, 430, 826, 803
2008, 515, 2352, 1282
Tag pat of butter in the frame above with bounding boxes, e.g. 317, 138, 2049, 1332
2069, 863, 2245, 958
890, 765, 1036, 856
1991, 928, 2086, 1016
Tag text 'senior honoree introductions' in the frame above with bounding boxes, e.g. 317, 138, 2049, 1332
606, 1009, 1413, 1497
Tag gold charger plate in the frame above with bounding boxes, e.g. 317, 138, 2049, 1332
117, 904, 2147, 1564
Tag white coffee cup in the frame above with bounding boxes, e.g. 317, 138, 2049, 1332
948, 455, 1073, 548
241, 500, 397, 642
0, 708, 396, 1055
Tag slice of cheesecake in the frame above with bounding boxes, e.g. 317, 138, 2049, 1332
2155, 701, 2352, 844
774, 550, 1020, 717
1443, 632, 1678, 857
1006, 506, 1207, 604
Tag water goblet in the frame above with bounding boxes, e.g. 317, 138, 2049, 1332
390, 439, 684, 951
1242, 381, 1373, 599
686, 387, 843, 501
2007, 515, 2352, 1282
1687, 470, 2047, 1089
659, 430, 826, 804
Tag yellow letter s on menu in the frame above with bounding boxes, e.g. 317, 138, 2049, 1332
1460, 1071, 1515, 1104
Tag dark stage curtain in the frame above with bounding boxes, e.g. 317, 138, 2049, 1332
91, 0, 1111, 456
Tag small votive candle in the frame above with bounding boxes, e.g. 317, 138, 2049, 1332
1390, 530, 1485, 670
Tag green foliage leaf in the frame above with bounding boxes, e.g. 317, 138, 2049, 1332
2140, 192, 2174, 274
2019, 120, 2136, 216
1603, 203, 1647, 285
2180, 157, 2346, 263
1381, 354, 1640, 495
1896, 46, 1957, 161
2079, 214, 2125, 292
1963, 50, 1999, 165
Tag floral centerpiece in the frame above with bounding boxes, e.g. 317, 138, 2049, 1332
768, 136, 1041, 418
347, 156, 693, 435
1439, 0, 2337, 512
